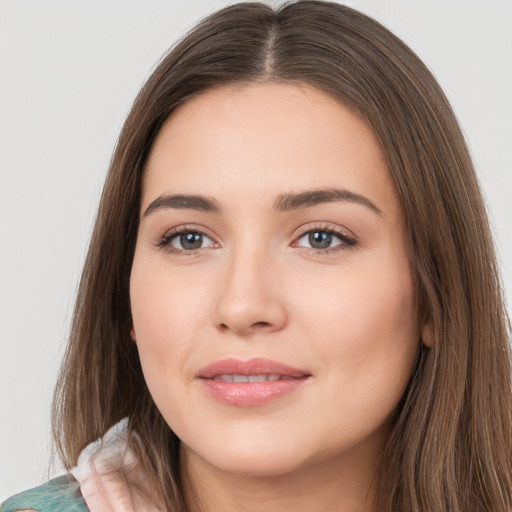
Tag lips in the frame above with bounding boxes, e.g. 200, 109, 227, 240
212, 374, 294, 382
197, 358, 311, 406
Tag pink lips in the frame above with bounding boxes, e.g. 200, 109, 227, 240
197, 358, 311, 407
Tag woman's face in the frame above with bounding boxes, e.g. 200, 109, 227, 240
130, 83, 422, 477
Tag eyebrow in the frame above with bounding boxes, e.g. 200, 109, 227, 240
143, 194, 221, 217
143, 187, 382, 218
274, 188, 382, 215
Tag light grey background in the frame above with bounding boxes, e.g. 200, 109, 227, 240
1, 0, 511, 501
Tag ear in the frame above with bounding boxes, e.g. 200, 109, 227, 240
130, 327, 137, 342
420, 322, 433, 348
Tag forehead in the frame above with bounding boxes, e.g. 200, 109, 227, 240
142, 82, 398, 215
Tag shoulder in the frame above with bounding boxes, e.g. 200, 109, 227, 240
1, 475, 88, 512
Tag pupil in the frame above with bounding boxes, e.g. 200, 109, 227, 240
309, 231, 332, 249
181, 233, 203, 250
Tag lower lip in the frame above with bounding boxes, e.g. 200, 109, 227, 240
199, 378, 309, 406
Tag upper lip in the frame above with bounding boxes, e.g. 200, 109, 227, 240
197, 358, 311, 379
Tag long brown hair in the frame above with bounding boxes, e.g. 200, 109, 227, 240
52, 2, 512, 510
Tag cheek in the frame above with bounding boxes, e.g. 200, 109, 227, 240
296, 252, 419, 398
131, 253, 212, 340
129, 256, 213, 404
300, 258, 415, 331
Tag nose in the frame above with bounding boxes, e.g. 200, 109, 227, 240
214, 248, 287, 336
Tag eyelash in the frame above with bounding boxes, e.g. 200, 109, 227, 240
292, 224, 357, 255
155, 224, 357, 257
155, 225, 215, 256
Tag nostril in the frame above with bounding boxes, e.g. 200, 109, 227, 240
217, 320, 272, 334
252, 321, 271, 328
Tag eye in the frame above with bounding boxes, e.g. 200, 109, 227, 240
170, 231, 214, 251
293, 227, 356, 252
155, 227, 217, 255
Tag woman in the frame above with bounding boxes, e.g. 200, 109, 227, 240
2, 1, 511, 511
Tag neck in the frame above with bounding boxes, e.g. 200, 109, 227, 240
180, 444, 381, 512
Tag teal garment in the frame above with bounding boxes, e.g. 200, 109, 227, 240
1, 475, 88, 512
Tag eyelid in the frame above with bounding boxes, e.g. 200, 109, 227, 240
153, 222, 357, 256
293, 222, 356, 239
291, 223, 358, 253
154, 224, 220, 255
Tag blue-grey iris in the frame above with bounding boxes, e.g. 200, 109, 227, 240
309, 231, 332, 249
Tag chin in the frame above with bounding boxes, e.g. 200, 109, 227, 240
182, 434, 313, 478
211, 454, 308, 478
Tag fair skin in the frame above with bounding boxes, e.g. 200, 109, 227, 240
130, 82, 426, 512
